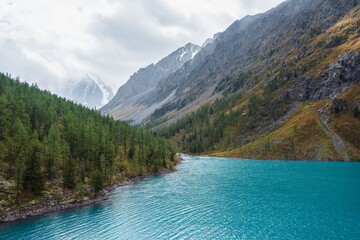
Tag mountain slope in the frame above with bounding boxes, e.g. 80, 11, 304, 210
153, 0, 360, 161
100, 43, 200, 123
142, 0, 359, 123
0, 73, 175, 220
63, 75, 114, 109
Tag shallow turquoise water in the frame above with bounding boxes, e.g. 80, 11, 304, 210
1, 156, 360, 239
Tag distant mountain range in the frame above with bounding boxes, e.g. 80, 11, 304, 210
62, 75, 114, 109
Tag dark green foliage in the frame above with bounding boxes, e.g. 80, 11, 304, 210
334, 105, 341, 114
153, 73, 291, 154
151, 102, 177, 120
79, 169, 86, 183
90, 170, 103, 194
47, 124, 61, 180
214, 77, 231, 93
127, 146, 135, 159
248, 94, 260, 115
13, 118, 28, 203
263, 79, 278, 98
63, 157, 76, 189
178, 96, 195, 110
262, 77, 279, 105
214, 73, 247, 94
22, 133, 45, 195
262, 137, 272, 155
0, 73, 174, 198
155, 95, 245, 153
230, 72, 246, 93
354, 107, 360, 118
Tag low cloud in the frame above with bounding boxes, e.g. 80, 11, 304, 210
0, 0, 284, 95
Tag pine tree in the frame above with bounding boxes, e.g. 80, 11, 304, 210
0, 95, 10, 141
90, 170, 103, 194
14, 118, 28, 203
63, 157, 76, 189
100, 154, 106, 179
121, 124, 128, 156
47, 124, 62, 180
79, 169, 86, 183
86, 121, 96, 171
0, 141, 7, 166
63, 111, 76, 152
22, 132, 44, 195
76, 120, 88, 171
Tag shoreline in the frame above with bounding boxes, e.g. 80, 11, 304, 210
2, 154, 354, 224
202, 153, 354, 162
0, 168, 178, 224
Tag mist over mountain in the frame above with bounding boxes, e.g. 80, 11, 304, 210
62, 75, 114, 109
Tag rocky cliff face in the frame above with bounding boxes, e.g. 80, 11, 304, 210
116, 0, 359, 124
289, 52, 360, 100
100, 43, 200, 122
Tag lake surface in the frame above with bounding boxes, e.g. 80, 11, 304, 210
1, 156, 360, 239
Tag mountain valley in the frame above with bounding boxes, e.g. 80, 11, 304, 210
105, 0, 360, 161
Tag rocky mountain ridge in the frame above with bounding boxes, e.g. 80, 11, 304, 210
151, 0, 360, 161
99, 0, 360, 160
104, 0, 359, 126
100, 43, 200, 123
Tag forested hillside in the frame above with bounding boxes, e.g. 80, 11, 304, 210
152, 2, 360, 161
0, 73, 175, 216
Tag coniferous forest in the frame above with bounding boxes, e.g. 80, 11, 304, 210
0, 73, 175, 210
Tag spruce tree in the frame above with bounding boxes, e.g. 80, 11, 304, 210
22, 132, 45, 195
79, 169, 86, 183
47, 124, 62, 180
63, 157, 76, 189
90, 170, 103, 194
14, 118, 28, 203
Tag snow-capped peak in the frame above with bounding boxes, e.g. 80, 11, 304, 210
63, 74, 114, 109
178, 43, 201, 61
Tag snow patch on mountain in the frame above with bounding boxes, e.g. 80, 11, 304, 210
87, 74, 113, 106
192, 49, 200, 59
180, 49, 187, 61
62, 74, 114, 109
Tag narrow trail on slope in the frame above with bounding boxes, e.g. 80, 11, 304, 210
319, 114, 350, 161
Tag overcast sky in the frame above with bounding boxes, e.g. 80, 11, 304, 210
0, 0, 284, 95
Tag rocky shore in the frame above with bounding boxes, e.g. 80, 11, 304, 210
0, 168, 178, 224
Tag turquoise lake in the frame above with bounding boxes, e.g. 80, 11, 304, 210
1, 156, 360, 239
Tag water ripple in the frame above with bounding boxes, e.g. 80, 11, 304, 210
1, 158, 360, 239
